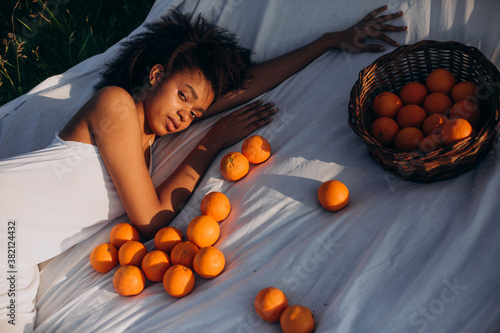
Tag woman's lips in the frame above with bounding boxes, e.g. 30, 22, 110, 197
166, 116, 179, 132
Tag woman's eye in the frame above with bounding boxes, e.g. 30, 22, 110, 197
178, 91, 186, 101
190, 111, 197, 119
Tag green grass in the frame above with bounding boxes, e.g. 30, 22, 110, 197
0, 0, 154, 106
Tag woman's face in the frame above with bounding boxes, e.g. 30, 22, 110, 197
143, 68, 214, 136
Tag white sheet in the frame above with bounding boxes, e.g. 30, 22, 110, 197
1, 0, 499, 332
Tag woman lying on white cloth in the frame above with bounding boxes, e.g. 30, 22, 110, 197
0, 5, 406, 331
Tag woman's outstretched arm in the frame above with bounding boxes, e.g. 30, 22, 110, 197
205, 5, 407, 116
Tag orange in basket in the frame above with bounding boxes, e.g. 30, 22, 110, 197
370, 117, 400, 146
422, 113, 448, 136
109, 223, 140, 249
113, 265, 145, 296
441, 118, 473, 145
254, 287, 288, 322
419, 134, 444, 153
242, 135, 272, 164
170, 241, 200, 269
448, 100, 481, 128
394, 127, 424, 152
163, 264, 195, 298
372, 91, 402, 118
141, 250, 171, 282
317, 180, 349, 212
279, 305, 315, 333
423, 92, 453, 115
220, 151, 249, 181
397, 105, 427, 128
200, 192, 231, 222
90, 243, 118, 273
426, 68, 456, 94
193, 246, 225, 279
451, 81, 478, 103
154, 226, 183, 253
118, 240, 148, 267
399, 82, 428, 106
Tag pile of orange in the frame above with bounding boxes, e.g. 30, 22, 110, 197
220, 135, 271, 181
89, 191, 230, 297
370, 68, 480, 153
254, 287, 315, 333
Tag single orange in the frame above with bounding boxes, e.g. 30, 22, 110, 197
200, 192, 231, 222
242, 135, 272, 164
109, 223, 140, 249
187, 215, 220, 248
422, 113, 448, 136
426, 68, 456, 94
220, 151, 249, 181
154, 226, 183, 253
163, 264, 195, 298
280, 305, 315, 333
370, 117, 400, 146
451, 81, 478, 103
118, 240, 148, 267
170, 241, 200, 270
419, 134, 444, 153
113, 265, 145, 296
441, 118, 472, 145
394, 127, 424, 152
254, 287, 289, 322
317, 180, 349, 212
396, 104, 427, 128
90, 243, 118, 273
372, 91, 403, 118
192, 246, 225, 279
399, 82, 428, 105
423, 92, 453, 115
141, 250, 171, 282
448, 100, 481, 128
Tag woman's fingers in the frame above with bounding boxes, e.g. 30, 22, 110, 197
361, 5, 389, 21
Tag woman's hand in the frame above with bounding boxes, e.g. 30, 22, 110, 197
201, 100, 278, 151
327, 5, 407, 53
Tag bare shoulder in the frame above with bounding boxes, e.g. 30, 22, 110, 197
90, 86, 136, 117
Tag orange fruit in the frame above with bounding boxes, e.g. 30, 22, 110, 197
441, 118, 472, 145
170, 241, 200, 269
396, 104, 427, 129
448, 100, 481, 128
394, 127, 424, 152
425, 68, 456, 94
154, 226, 183, 253
422, 113, 448, 136
220, 151, 249, 181
423, 92, 453, 115
200, 192, 231, 222
280, 305, 315, 333
372, 91, 403, 118
163, 264, 195, 298
419, 134, 444, 153
242, 135, 272, 164
317, 180, 349, 212
370, 117, 400, 146
187, 215, 220, 248
109, 223, 140, 249
451, 81, 478, 103
141, 250, 171, 282
118, 240, 148, 267
254, 287, 288, 322
192, 246, 225, 279
399, 82, 428, 105
90, 243, 119, 273
113, 265, 145, 296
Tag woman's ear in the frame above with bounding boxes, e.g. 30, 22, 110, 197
149, 64, 165, 86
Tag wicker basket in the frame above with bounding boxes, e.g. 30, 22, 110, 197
348, 40, 500, 182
